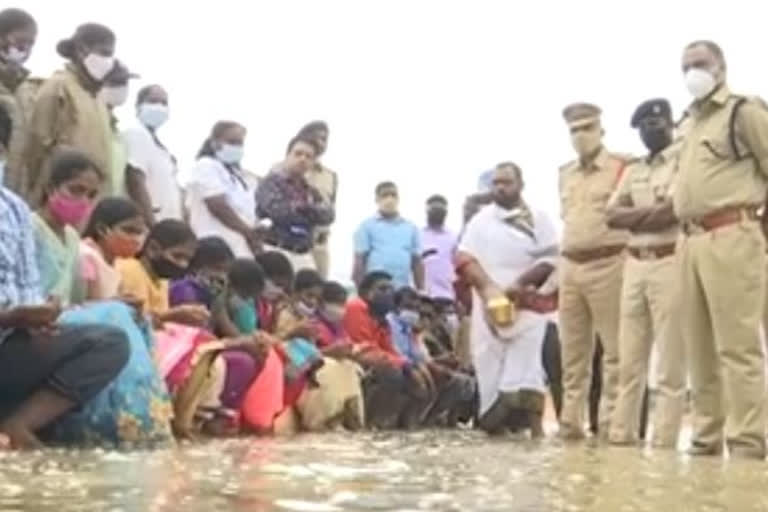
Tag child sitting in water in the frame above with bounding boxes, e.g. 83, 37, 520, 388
273, 269, 326, 388
274, 273, 364, 431
214, 258, 266, 337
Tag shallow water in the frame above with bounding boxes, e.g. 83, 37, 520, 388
1, 430, 768, 511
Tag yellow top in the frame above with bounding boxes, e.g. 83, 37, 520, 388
559, 148, 630, 252
115, 258, 169, 316
673, 86, 768, 220
608, 142, 680, 247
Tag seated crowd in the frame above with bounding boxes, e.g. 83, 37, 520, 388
0, 148, 480, 449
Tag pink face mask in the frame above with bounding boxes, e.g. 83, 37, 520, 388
48, 191, 93, 226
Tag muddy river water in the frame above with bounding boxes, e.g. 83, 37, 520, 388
1, 430, 767, 511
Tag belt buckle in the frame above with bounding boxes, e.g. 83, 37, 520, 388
638, 247, 654, 260
683, 221, 703, 236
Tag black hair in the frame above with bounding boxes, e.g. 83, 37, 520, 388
56, 23, 115, 60
82, 197, 141, 240
426, 194, 447, 206
255, 251, 294, 282
229, 258, 265, 296
136, 84, 165, 105
0, 104, 11, 149
494, 161, 523, 180
394, 286, 419, 308
686, 40, 726, 67
48, 148, 102, 189
144, 219, 196, 251
358, 271, 392, 296
322, 281, 348, 304
375, 181, 397, 196
285, 134, 319, 156
0, 8, 36, 37
188, 236, 235, 272
197, 120, 244, 159
297, 120, 328, 137
294, 269, 324, 293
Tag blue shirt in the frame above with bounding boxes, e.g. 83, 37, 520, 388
354, 214, 420, 289
387, 313, 427, 365
0, 187, 44, 342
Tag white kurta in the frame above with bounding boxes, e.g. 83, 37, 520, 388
460, 203, 558, 415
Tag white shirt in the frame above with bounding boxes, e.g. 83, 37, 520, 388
460, 203, 559, 335
122, 123, 182, 221
183, 156, 256, 258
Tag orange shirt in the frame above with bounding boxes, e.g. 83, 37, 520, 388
343, 297, 405, 367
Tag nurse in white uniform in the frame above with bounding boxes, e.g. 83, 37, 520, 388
181, 121, 259, 258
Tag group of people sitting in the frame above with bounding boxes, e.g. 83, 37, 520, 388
0, 147, 479, 449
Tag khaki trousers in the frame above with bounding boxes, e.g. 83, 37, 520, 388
559, 254, 624, 436
295, 358, 364, 431
609, 254, 686, 447
312, 228, 331, 278
680, 221, 766, 454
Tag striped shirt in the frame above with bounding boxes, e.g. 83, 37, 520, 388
0, 186, 44, 342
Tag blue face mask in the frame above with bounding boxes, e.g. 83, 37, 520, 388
216, 143, 244, 164
398, 309, 421, 327
0, 160, 5, 186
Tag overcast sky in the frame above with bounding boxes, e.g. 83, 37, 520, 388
21, 0, 768, 281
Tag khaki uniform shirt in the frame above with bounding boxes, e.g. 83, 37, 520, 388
306, 163, 337, 204
305, 162, 337, 232
22, 66, 112, 206
559, 148, 630, 252
673, 86, 768, 220
608, 143, 680, 247
0, 62, 31, 195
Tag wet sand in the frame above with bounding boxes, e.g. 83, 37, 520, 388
2, 428, 767, 512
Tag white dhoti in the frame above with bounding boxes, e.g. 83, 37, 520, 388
471, 305, 549, 416
460, 203, 559, 417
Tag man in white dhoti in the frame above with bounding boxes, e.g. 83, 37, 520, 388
456, 162, 558, 437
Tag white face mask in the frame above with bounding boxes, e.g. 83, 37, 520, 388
685, 68, 717, 100
323, 304, 345, 323
216, 143, 244, 164
100, 85, 129, 107
137, 103, 169, 129
570, 130, 602, 157
3, 45, 29, 65
83, 53, 115, 82
398, 309, 421, 327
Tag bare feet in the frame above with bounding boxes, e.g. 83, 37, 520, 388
0, 422, 44, 450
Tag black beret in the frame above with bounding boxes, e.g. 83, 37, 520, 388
630, 98, 672, 128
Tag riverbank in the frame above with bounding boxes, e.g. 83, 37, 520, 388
1, 427, 764, 512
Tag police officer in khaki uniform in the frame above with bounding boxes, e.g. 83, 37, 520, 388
675, 40, 768, 459
297, 121, 337, 279
606, 99, 685, 448
558, 103, 629, 439
22, 24, 115, 206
